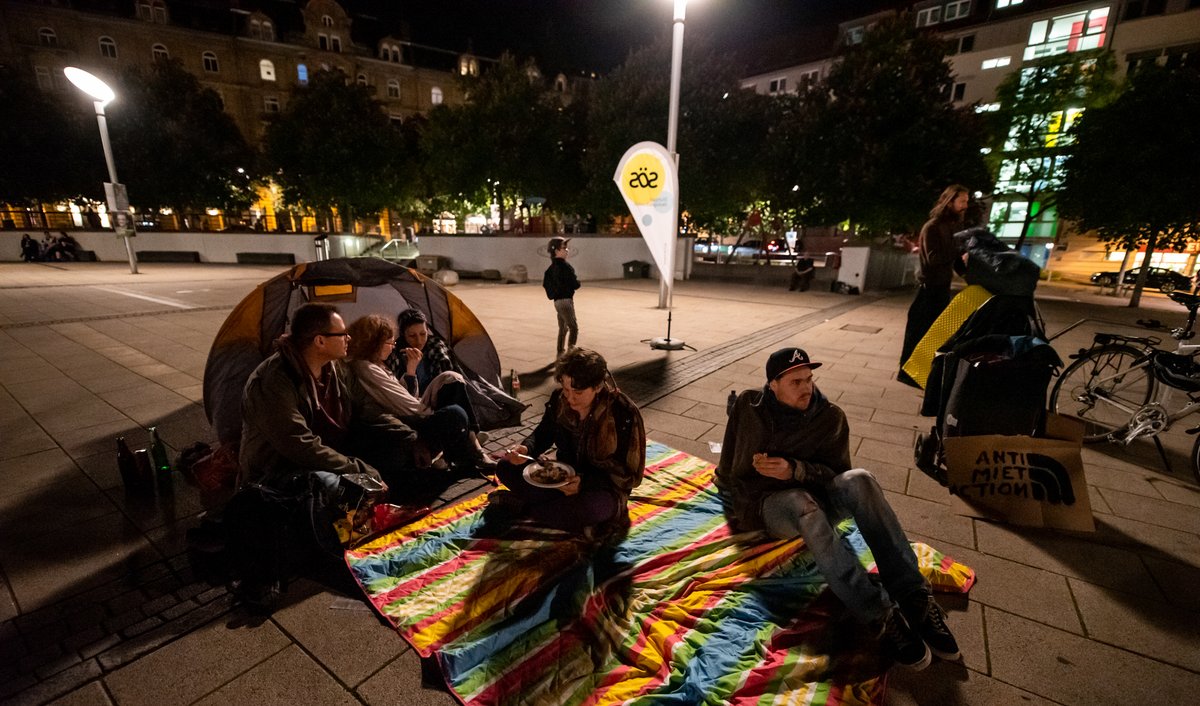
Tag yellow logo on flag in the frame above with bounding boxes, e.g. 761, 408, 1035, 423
619, 152, 667, 206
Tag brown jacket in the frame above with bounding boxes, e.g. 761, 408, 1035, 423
715, 387, 851, 532
918, 214, 962, 289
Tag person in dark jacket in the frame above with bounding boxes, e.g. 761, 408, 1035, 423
543, 236, 581, 358
491, 348, 645, 538
899, 185, 970, 386
717, 347, 960, 672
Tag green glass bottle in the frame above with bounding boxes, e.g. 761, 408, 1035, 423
148, 427, 172, 492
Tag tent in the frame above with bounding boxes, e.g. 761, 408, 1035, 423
203, 258, 525, 445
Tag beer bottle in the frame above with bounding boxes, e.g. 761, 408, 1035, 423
148, 427, 172, 492
511, 369, 521, 397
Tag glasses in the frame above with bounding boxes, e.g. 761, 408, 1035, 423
319, 332, 350, 338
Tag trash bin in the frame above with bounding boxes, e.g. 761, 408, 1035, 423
416, 254, 448, 274
313, 234, 328, 261
623, 260, 651, 279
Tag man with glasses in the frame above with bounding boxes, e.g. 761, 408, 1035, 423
716, 347, 960, 672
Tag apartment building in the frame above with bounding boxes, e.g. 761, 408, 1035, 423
742, 0, 1200, 278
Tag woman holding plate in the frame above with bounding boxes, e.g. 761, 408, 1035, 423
491, 348, 645, 537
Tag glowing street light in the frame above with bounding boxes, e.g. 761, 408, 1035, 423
64, 66, 139, 274
657, 0, 696, 309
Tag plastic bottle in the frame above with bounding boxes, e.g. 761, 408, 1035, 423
148, 427, 172, 493
511, 369, 521, 396
116, 437, 138, 491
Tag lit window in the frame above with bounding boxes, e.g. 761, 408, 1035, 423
260, 59, 275, 81
152, 44, 169, 61
322, 15, 334, 27
99, 36, 117, 59
431, 86, 443, 105
318, 34, 328, 51
982, 56, 1012, 69
356, 73, 367, 86
38, 27, 57, 47
996, 0, 1024, 8
35, 66, 52, 91
917, 7, 942, 27
262, 21, 273, 41
458, 56, 478, 76
297, 63, 308, 84
331, 36, 342, 53
264, 96, 280, 113
203, 51, 219, 73
975, 102, 1001, 112
1025, 7, 1110, 61
944, 1, 971, 21
387, 79, 400, 98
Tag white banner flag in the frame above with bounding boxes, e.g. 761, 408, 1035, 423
613, 141, 679, 287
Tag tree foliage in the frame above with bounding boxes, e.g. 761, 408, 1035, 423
419, 55, 580, 226
781, 17, 990, 235
107, 59, 256, 213
1060, 65, 1200, 307
988, 49, 1117, 250
264, 68, 409, 229
581, 37, 774, 231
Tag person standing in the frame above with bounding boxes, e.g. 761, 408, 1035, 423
899, 185, 970, 386
543, 236, 581, 358
717, 347, 960, 671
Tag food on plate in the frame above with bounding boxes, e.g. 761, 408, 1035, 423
529, 461, 570, 484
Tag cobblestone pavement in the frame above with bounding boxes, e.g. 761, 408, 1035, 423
1, 262, 1198, 706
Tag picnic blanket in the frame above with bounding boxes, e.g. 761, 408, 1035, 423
347, 442, 975, 705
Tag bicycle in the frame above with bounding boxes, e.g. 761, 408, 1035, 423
1049, 290, 1200, 483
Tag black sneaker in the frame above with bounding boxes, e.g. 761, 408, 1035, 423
903, 592, 961, 661
879, 608, 931, 671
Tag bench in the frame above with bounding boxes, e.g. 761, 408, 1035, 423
136, 250, 201, 263
236, 252, 296, 266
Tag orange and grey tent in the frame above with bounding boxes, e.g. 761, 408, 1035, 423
203, 258, 523, 444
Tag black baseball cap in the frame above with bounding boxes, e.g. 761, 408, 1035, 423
548, 237, 571, 254
766, 347, 822, 381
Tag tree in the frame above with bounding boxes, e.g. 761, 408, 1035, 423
107, 59, 257, 219
419, 55, 580, 230
1059, 65, 1200, 308
581, 37, 775, 231
264, 68, 409, 232
988, 49, 1117, 251
783, 17, 990, 235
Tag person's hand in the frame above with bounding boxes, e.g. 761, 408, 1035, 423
558, 475, 582, 496
752, 453, 793, 480
502, 444, 529, 465
400, 347, 422, 375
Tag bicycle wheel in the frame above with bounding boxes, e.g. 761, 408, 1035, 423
1050, 344, 1153, 441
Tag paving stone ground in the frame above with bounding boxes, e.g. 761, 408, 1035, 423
0, 262, 1197, 705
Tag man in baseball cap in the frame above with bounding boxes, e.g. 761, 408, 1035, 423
716, 346, 959, 672
543, 236, 580, 358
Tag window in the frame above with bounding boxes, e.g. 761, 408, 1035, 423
917, 7, 942, 27
846, 26, 864, 45
356, 73, 367, 86
153, 4, 166, 24
264, 96, 280, 113
391, 46, 402, 62
387, 79, 400, 98
952, 82, 966, 101
35, 66, 52, 91
331, 36, 342, 53
458, 56, 478, 76
1165, 44, 1200, 70
262, 21, 274, 41
202, 51, 219, 73
297, 63, 308, 84
137, 1, 152, 21
152, 44, 169, 61
996, 0, 1024, 7
321, 15, 334, 27
260, 59, 275, 81
959, 35, 975, 53
768, 77, 788, 94
250, 20, 261, 39
944, 1, 971, 21
38, 27, 57, 47
1025, 7, 1109, 61
318, 34, 328, 51
431, 86, 443, 105
799, 69, 820, 87
99, 36, 117, 59
982, 56, 1012, 70
1124, 0, 1167, 20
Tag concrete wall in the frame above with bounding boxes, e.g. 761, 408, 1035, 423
0, 231, 319, 263
415, 235, 690, 282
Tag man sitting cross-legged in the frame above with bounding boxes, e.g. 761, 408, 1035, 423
716, 347, 960, 671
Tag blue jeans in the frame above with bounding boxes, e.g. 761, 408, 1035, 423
554, 298, 578, 355
761, 469, 927, 624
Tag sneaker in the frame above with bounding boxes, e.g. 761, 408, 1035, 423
903, 592, 961, 661
878, 608, 931, 671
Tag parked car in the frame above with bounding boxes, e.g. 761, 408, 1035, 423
1090, 266, 1192, 293
729, 238, 793, 263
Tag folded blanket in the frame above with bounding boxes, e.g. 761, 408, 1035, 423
347, 442, 975, 705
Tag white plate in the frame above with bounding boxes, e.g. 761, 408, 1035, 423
523, 461, 575, 489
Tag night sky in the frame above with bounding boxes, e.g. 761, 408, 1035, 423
355, 0, 903, 73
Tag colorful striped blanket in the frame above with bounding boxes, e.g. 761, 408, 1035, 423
347, 442, 975, 705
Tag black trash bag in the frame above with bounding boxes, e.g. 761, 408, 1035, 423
954, 227, 1042, 298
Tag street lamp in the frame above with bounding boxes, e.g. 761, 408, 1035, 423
64, 66, 139, 274
659, 0, 692, 309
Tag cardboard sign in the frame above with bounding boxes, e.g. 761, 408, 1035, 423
943, 414, 1094, 532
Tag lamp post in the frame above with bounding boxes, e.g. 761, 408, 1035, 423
658, 0, 690, 309
64, 67, 139, 274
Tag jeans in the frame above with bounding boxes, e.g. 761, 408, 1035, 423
761, 469, 927, 624
554, 298, 578, 355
